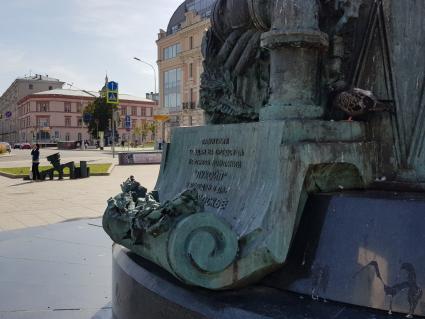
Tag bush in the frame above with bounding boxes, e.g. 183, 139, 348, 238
0, 144, 6, 154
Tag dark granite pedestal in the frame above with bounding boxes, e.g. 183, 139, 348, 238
112, 191, 425, 319
112, 245, 406, 319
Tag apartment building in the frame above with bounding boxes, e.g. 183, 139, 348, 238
0, 75, 64, 143
17, 89, 157, 144
156, 0, 215, 141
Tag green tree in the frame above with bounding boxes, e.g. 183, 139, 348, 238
133, 122, 148, 145
147, 121, 158, 141
83, 97, 117, 138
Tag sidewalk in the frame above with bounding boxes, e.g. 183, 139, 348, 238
0, 164, 160, 318
0, 218, 112, 319
0, 165, 160, 231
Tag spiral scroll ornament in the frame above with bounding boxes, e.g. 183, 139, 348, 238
167, 213, 239, 288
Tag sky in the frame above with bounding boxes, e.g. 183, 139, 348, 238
0, 0, 183, 97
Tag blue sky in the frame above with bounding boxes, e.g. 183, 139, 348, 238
0, 0, 183, 97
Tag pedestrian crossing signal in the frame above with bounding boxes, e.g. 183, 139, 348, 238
106, 81, 119, 104
107, 92, 118, 104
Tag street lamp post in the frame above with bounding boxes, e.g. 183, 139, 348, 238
133, 57, 163, 146
133, 57, 157, 95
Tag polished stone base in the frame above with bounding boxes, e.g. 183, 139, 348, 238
112, 243, 408, 319
112, 191, 425, 319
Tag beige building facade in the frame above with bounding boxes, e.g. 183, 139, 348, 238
156, 0, 215, 141
0, 75, 64, 143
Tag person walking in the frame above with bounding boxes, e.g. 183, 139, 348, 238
31, 144, 41, 181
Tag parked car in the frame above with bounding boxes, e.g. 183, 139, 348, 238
0, 142, 11, 153
13, 143, 21, 149
20, 143, 32, 149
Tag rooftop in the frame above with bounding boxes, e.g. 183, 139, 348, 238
17, 74, 63, 83
166, 0, 216, 35
32, 89, 155, 103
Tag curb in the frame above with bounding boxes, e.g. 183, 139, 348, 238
0, 153, 15, 158
0, 171, 21, 179
93, 163, 115, 176
0, 163, 115, 179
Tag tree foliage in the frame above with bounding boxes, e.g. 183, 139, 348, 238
83, 97, 117, 138
133, 122, 148, 144
134, 121, 157, 144
147, 121, 158, 140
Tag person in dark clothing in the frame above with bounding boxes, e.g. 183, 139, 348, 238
31, 144, 41, 181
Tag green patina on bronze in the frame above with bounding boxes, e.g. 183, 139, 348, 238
104, 0, 425, 290
103, 177, 239, 287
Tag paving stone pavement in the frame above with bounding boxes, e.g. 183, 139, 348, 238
0, 164, 160, 231
0, 218, 113, 319
0, 156, 160, 318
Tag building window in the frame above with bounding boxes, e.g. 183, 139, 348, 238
147, 108, 152, 117
65, 116, 71, 127
77, 133, 82, 141
76, 102, 82, 113
140, 107, 146, 116
190, 88, 194, 104
132, 119, 137, 129
120, 106, 127, 116
189, 63, 193, 78
171, 24, 181, 34
77, 117, 83, 127
189, 36, 193, 50
163, 43, 181, 60
186, 0, 215, 17
131, 106, 137, 116
38, 131, 50, 141
36, 101, 49, 112
65, 133, 70, 141
29, 84, 33, 90
55, 131, 60, 139
37, 117, 49, 128
164, 68, 182, 108
64, 102, 72, 113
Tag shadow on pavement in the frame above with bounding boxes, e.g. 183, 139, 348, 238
8, 181, 34, 187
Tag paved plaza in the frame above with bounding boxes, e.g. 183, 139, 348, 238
0, 149, 160, 231
0, 149, 160, 318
